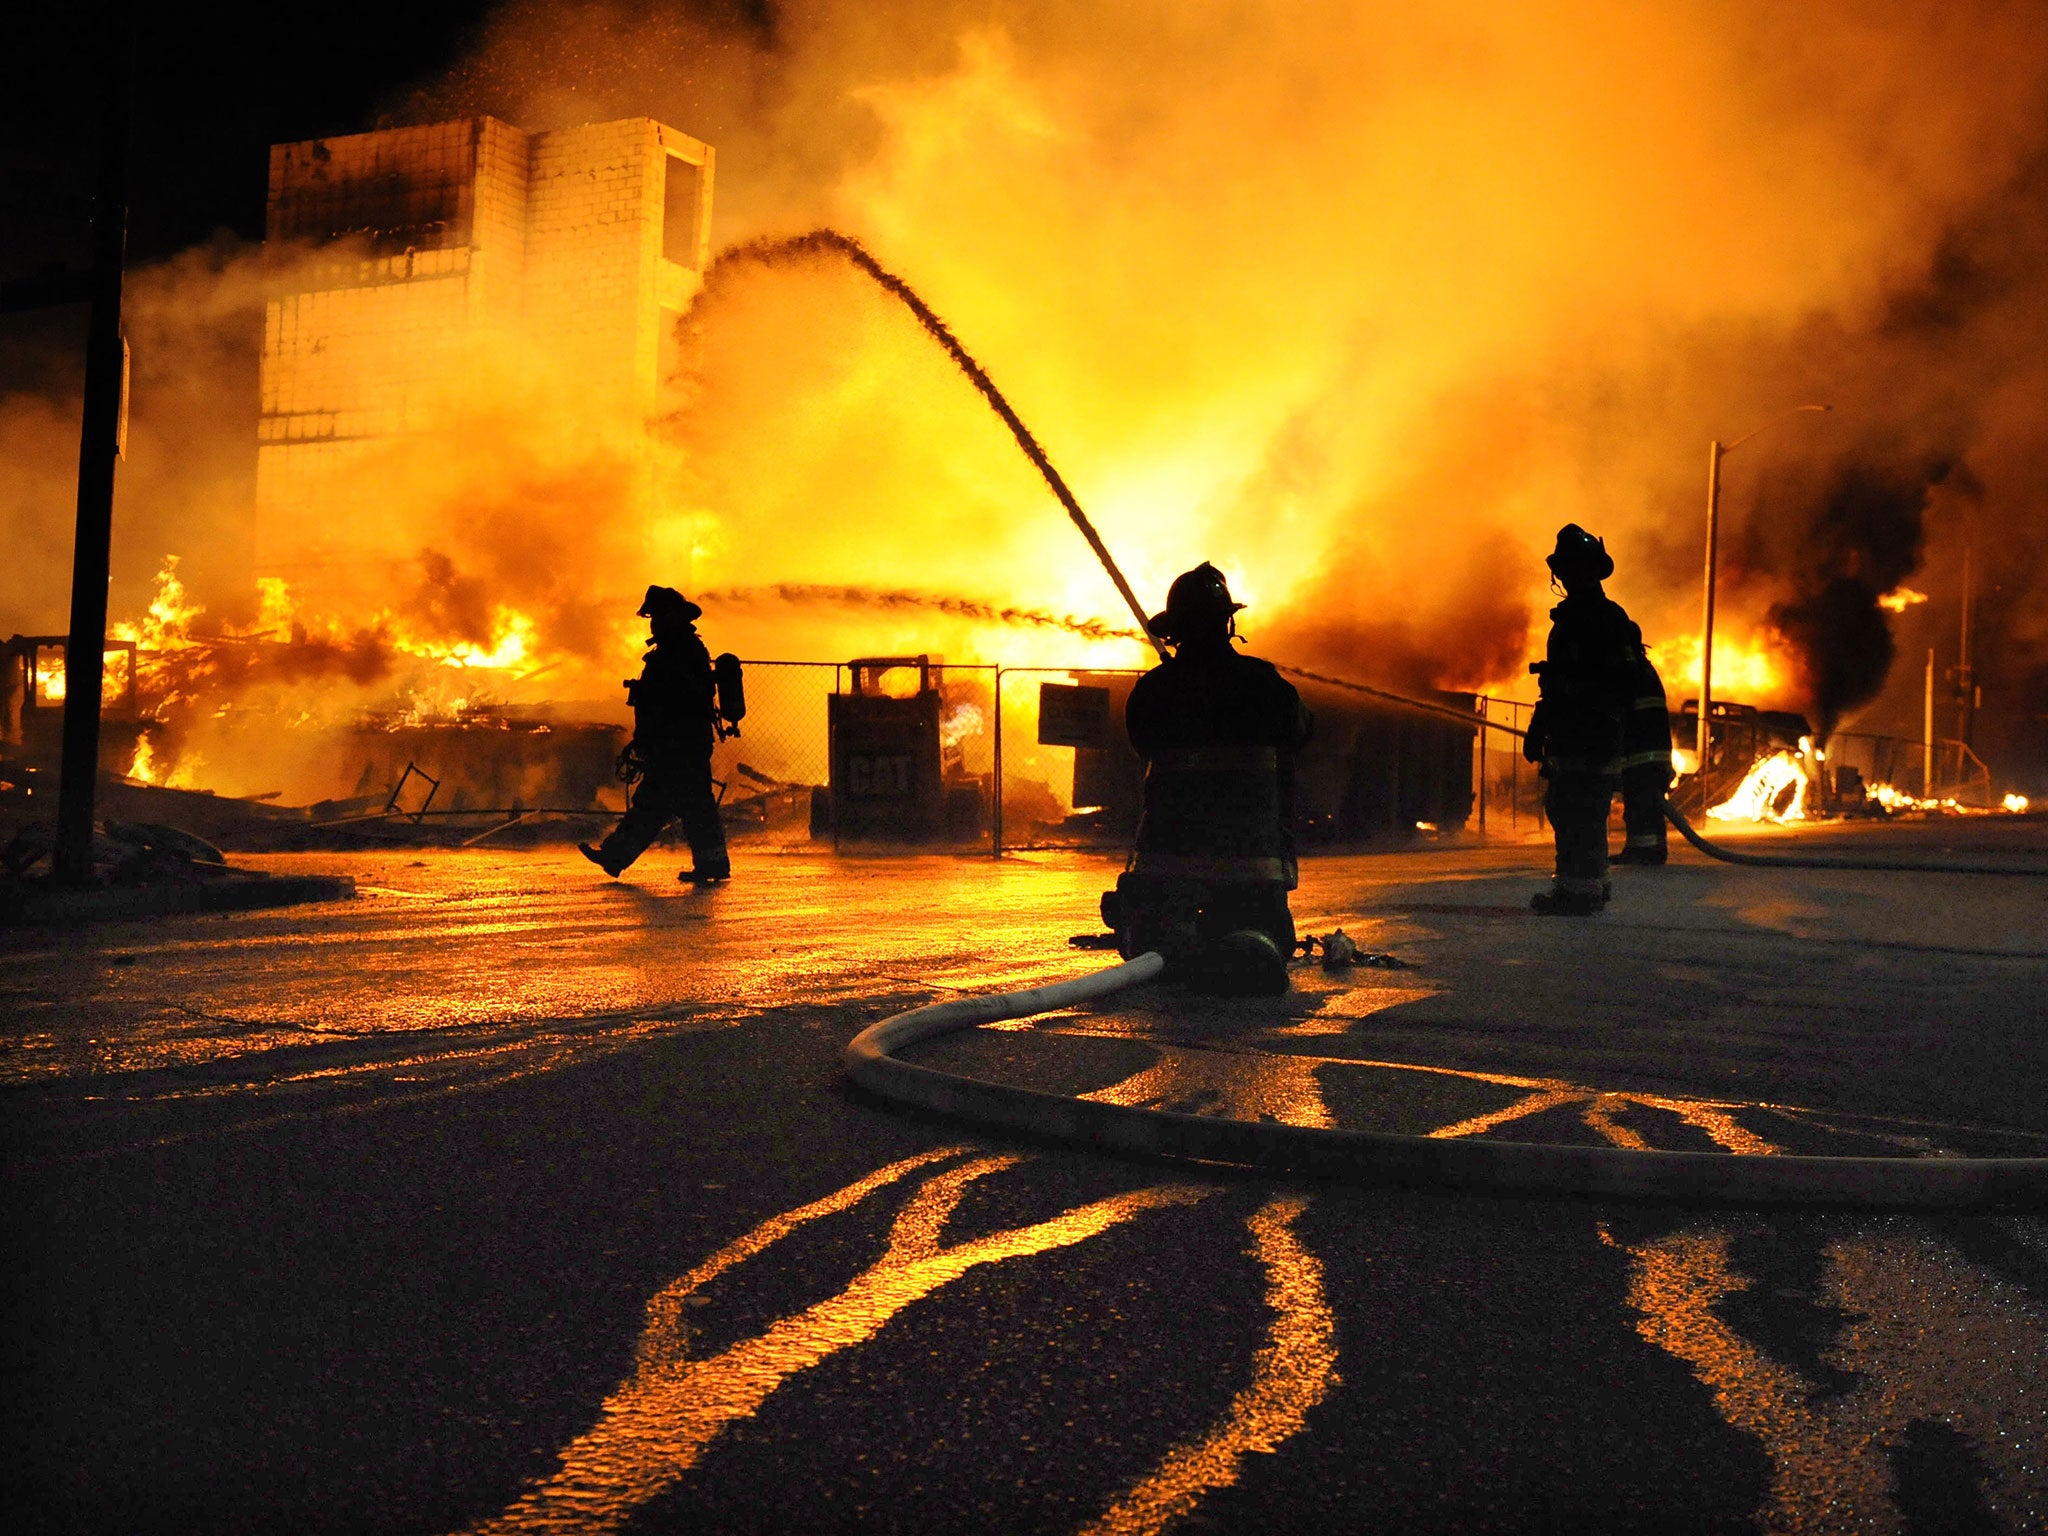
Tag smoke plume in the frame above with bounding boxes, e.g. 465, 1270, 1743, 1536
8, 0, 2048, 791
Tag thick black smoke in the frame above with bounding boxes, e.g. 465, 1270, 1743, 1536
1765, 467, 1928, 734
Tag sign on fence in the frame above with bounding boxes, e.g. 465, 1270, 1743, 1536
1037, 683, 1113, 749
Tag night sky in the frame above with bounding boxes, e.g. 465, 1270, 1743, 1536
3, 2, 498, 275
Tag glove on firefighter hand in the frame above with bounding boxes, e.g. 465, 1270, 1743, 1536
615, 743, 646, 785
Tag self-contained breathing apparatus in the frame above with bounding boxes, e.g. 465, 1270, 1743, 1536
614, 656, 746, 785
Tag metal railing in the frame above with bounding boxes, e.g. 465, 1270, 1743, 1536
1826, 731, 1997, 807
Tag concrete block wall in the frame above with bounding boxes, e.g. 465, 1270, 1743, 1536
524, 119, 659, 397
257, 114, 713, 591
467, 118, 532, 329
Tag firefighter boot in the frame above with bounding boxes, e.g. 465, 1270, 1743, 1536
678, 859, 731, 885
578, 842, 625, 878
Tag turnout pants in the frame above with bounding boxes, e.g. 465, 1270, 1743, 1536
1543, 770, 1617, 899
596, 758, 729, 875
1620, 762, 1672, 861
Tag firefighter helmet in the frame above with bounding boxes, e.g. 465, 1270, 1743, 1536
1546, 524, 1614, 583
637, 584, 703, 626
1148, 562, 1245, 643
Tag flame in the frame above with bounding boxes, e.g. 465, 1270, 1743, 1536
1864, 782, 2030, 816
1876, 587, 1929, 613
127, 735, 157, 783
388, 606, 538, 673
29, 651, 131, 708
110, 555, 203, 651
1648, 630, 1798, 708
1706, 749, 1811, 823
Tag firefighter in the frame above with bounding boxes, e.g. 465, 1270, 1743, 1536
1107, 563, 1313, 994
1523, 525, 1640, 914
1616, 646, 1674, 864
579, 585, 731, 884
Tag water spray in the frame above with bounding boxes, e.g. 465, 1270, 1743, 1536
696, 583, 1146, 646
703, 230, 1167, 661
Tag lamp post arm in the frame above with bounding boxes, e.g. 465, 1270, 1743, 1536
1722, 403, 1830, 455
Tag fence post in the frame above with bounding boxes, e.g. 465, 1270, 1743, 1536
991, 668, 1005, 857
1477, 705, 1488, 836
1510, 704, 1519, 833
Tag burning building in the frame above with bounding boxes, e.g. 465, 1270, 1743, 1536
256, 115, 713, 598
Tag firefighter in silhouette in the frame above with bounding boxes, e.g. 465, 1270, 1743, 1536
1524, 526, 1641, 914
579, 586, 732, 884
1106, 563, 1312, 994
1616, 645, 1674, 864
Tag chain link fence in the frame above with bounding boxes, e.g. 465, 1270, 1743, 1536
1473, 695, 1546, 836
708, 659, 1551, 854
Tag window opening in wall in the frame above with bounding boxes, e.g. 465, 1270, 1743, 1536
662, 155, 703, 267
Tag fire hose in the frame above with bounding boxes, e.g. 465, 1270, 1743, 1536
719, 232, 2045, 1202
1660, 799, 2043, 876
843, 954, 2048, 1207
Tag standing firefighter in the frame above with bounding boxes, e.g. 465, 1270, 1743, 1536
1524, 526, 1641, 914
579, 586, 733, 885
1106, 563, 1312, 994
1617, 646, 1674, 864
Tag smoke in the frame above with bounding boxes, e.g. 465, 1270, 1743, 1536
8, 0, 2048, 790
1759, 468, 1929, 734
421, 1, 2048, 755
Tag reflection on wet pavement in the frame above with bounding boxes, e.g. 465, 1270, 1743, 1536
1611, 1227, 1898, 1530
1612, 1222, 2048, 1534
1083, 1044, 1334, 1128
1078, 1195, 1335, 1536
464, 1153, 1208, 1535
1032, 1017, 2046, 1157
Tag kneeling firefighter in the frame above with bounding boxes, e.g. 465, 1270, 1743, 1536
1104, 563, 1313, 994
1524, 525, 1641, 914
579, 585, 739, 884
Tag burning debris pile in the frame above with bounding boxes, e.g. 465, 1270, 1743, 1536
1, 557, 632, 827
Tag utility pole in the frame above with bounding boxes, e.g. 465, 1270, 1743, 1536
1694, 406, 1830, 791
1923, 648, 1936, 800
1953, 535, 1977, 746
1696, 438, 1723, 780
52, 21, 135, 885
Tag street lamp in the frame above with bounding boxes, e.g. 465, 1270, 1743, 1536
1696, 404, 1831, 779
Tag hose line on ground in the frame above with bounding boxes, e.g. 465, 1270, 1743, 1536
1663, 800, 2044, 877
843, 956, 2048, 1209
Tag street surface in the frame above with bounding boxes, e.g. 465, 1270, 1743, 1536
5, 821, 2047, 1534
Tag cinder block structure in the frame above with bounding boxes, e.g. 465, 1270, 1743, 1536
255, 116, 713, 588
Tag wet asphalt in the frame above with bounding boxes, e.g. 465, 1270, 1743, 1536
3, 823, 2046, 1534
